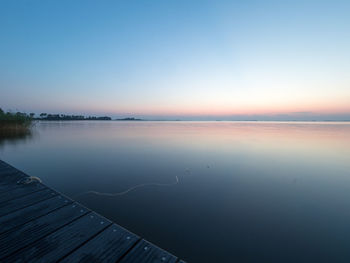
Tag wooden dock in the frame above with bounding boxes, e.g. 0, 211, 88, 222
0, 159, 184, 263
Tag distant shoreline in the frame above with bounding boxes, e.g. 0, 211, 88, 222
36, 119, 350, 122
5, 111, 349, 122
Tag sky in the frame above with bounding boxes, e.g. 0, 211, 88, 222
0, 0, 349, 120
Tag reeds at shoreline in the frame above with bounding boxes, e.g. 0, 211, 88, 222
0, 108, 33, 138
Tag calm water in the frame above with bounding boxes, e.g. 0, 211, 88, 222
1, 121, 350, 262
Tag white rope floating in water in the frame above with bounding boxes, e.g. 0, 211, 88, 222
17, 176, 42, 184
75, 175, 179, 198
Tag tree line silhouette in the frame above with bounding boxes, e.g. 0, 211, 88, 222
37, 113, 111, 120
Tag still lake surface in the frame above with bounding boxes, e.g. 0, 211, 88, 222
1, 121, 350, 262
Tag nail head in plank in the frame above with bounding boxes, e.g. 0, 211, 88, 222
119, 239, 178, 263
0, 195, 72, 234
61, 223, 139, 263
0, 188, 57, 217
0, 183, 46, 203
0, 202, 88, 259
6, 212, 110, 263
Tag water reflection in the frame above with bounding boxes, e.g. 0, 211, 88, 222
0, 126, 34, 146
1, 121, 350, 262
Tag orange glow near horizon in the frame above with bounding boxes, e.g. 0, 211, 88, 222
90, 99, 350, 117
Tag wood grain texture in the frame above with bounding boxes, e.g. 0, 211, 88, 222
0, 160, 10, 168
61, 223, 140, 263
0, 188, 58, 217
119, 239, 178, 263
6, 212, 111, 263
0, 195, 72, 234
0, 183, 46, 203
0, 165, 28, 192
0, 202, 88, 259
0, 172, 25, 183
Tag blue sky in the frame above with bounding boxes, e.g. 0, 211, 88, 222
1, 0, 349, 120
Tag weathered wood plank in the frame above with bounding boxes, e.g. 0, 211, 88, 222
0, 183, 46, 203
0, 167, 19, 175
0, 180, 35, 194
60, 223, 140, 263
0, 195, 72, 235
0, 181, 25, 194
0, 171, 28, 192
0, 163, 8, 170
0, 169, 25, 181
0, 188, 57, 217
0, 162, 12, 170
0, 160, 21, 171
0, 163, 27, 183
119, 239, 178, 263
0, 162, 9, 168
6, 212, 111, 263
0, 160, 10, 168
0, 163, 25, 175
0, 169, 24, 177
0, 203, 89, 260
